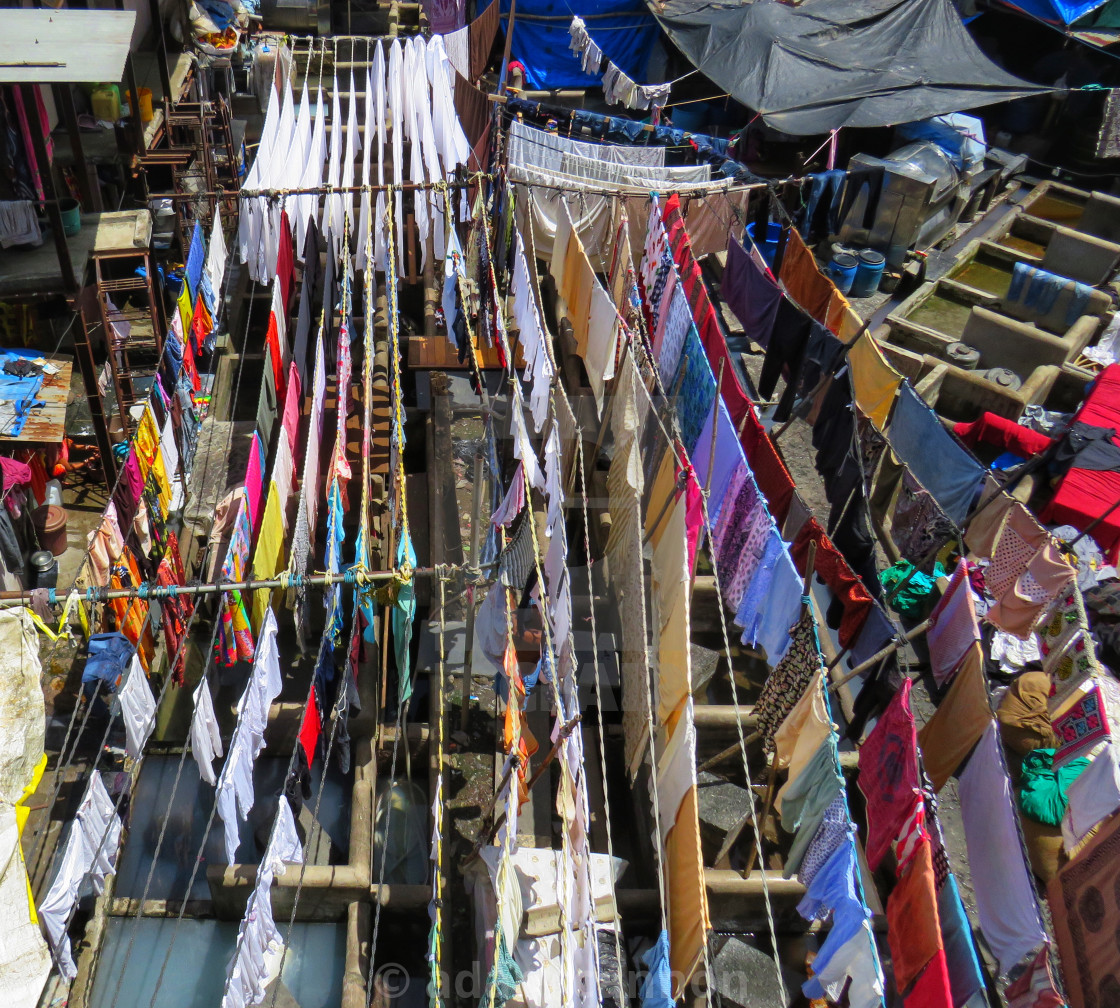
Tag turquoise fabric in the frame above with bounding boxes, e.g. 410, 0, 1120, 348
1018, 747, 1090, 826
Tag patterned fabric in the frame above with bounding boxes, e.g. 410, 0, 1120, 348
658, 288, 691, 381
724, 509, 772, 613
1004, 945, 1063, 1008
1039, 585, 1083, 666
1053, 682, 1111, 767
218, 489, 255, 666
713, 473, 762, 602
798, 794, 852, 891
674, 328, 717, 453
894, 796, 929, 872
499, 510, 536, 592
755, 612, 821, 751
711, 463, 748, 555
987, 511, 1047, 600
927, 559, 980, 686
857, 415, 888, 495
891, 471, 955, 564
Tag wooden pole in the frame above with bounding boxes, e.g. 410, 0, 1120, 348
459, 453, 486, 732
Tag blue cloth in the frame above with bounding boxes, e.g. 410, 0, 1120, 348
185, 222, 205, 301
501, 0, 657, 90
393, 532, 418, 705
888, 384, 984, 525
197, 0, 237, 28
1007, 261, 1093, 327
200, 270, 216, 316
0, 369, 45, 437
640, 930, 673, 1008
674, 329, 717, 453
606, 117, 646, 144
1004, 0, 1108, 24
735, 530, 802, 664
652, 125, 686, 147
571, 109, 607, 139
799, 169, 846, 240
938, 873, 985, 1008
799, 838, 872, 999
690, 400, 741, 528
325, 481, 346, 642
81, 632, 133, 688
753, 546, 803, 665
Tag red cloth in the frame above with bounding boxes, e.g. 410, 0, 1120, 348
1040, 364, 1120, 562
738, 407, 795, 522
792, 518, 874, 648
904, 949, 953, 1008
276, 210, 294, 314
953, 413, 1053, 457
0, 456, 32, 494
299, 687, 322, 765
681, 461, 703, 576
858, 678, 920, 870
265, 313, 287, 403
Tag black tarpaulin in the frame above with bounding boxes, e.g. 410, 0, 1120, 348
651, 0, 1052, 135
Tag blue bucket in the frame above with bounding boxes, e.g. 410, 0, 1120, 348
828, 253, 859, 295
850, 249, 886, 298
746, 222, 783, 266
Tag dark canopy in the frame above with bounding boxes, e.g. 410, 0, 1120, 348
652, 0, 1052, 135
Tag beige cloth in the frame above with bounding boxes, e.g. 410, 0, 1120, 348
652, 500, 691, 724
772, 667, 835, 816
667, 786, 710, 996
918, 643, 994, 792
998, 669, 1058, 757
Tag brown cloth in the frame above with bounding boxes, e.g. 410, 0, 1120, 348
998, 669, 1058, 758
1048, 808, 1120, 1008
453, 72, 491, 171
886, 838, 944, 992
917, 642, 993, 792
469, 0, 500, 80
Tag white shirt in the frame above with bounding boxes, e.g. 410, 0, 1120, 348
117, 654, 156, 759
191, 678, 224, 786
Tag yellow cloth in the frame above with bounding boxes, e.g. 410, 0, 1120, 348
250, 485, 287, 633
918, 643, 994, 791
150, 450, 172, 515
667, 786, 710, 996
847, 331, 902, 429
135, 408, 160, 478
644, 449, 677, 548
772, 668, 835, 815
15, 754, 46, 925
177, 283, 194, 335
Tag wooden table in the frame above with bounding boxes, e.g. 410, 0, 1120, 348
0, 353, 73, 446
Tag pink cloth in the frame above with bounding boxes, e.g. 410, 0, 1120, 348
859, 678, 921, 870
683, 462, 703, 576
245, 431, 265, 531
927, 559, 980, 686
491, 462, 525, 527
0, 456, 32, 494
281, 362, 301, 455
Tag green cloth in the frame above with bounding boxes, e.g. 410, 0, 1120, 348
1018, 747, 1091, 826
879, 561, 947, 617
484, 926, 524, 1007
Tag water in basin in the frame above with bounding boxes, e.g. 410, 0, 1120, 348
1027, 194, 1083, 224
1000, 234, 1048, 258
907, 295, 973, 337
953, 261, 1012, 298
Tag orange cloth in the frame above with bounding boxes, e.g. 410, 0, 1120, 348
778, 229, 832, 322
886, 838, 944, 992
667, 786, 710, 996
110, 547, 154, 670
917, 643, 993, 792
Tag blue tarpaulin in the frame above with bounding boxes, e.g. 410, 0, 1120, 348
1003, 0, 1109, 23
500, 0, 658, 90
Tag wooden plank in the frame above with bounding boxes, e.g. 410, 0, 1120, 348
0, 354, 72, 445
0, 10, 136, 83
407, 336, 524, 370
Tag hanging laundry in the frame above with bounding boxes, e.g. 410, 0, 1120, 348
1052, 680, 1111, 767
38, 772, 122, 979
926, 559, 980, 686
191, 679, 223, 786
858, 678, 921, 869
217, 489, 255, 666
917, 642, 992, 792
886, 838, 944, 991
779, 735, 844, 876
958, 721, 1049, 975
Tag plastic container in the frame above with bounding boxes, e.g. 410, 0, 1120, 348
746, 221, 783, 266
44, 479, 63, 507
59, 199, 81, 237
850, 249, 887, 298
828, 253, 859, 295
29, 550, 58, 590
90, 85, 120, 122
947, 342, 981, 371
125, 87, 154, 123
33, 504, 68, 557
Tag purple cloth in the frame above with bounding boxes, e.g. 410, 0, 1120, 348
724, 236, 782, 349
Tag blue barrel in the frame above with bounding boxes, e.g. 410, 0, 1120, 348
746, 221, 783, 266
828, 253, 859, 295
850, 249, 887, 298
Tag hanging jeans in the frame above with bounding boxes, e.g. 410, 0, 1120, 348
799, 169, 846, 242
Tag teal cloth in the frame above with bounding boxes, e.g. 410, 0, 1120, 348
1018, 747, 1090, 826
484, 926, 524, 1007
780, 735, 844, 877
879, 560, 947, 617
